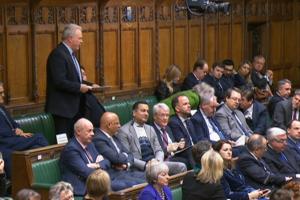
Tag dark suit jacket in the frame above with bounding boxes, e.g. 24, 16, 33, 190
263, 146, 300, 177
59, 138, 111, 195
139, 184, 172, 200
237, 150, 286, 189
272, 99, 293, 130
251, 70, 268, 89
85, 92, 106, 128
203, 74, 227, 102
190, 109, 228, 141
93, 129, 134, 166
154, 81, 180, 101
181, 72, 199, 91
287, 136, 300, 155
268, 93, 285, 118
182, 171, 226, 200
168, 115, 198, 146
45, 43, 82, 118
249, 101, 269, 135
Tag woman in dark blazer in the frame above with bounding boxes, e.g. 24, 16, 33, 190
213, 140, 269, 200
182, 149, 226, 200
139, 161, 172, 200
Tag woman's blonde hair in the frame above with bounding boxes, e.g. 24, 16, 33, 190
197, 149, 223, 184
85, 169, 111, 199
162, 64, 181, 93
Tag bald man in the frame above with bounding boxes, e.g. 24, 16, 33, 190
93, 112, 145, 181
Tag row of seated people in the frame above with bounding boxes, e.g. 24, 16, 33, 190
155, 55, 273, 103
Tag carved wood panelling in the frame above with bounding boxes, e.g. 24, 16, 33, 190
139, 5, 154, 22
121, 5, 136, 23
6, 5, 29, 25
34, 6, 55, 24
270, 0, 293, 19
79, 5, 97, 24
101, 6, 118, 24
246, 1, 268, 17
57, 7, 77, 24
157, 5, 172, 21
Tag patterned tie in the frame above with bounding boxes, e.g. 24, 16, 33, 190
84, 147, 93, 162
161, 128, 169, 148
208, 117, 225, 140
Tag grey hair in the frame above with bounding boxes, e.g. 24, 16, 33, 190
62, 24, 82, 40
294, 89, 300, 96
74, 118, 92, 134
49, 181, 73, 200
146, 161, 169, 184
193, 82, 215, 100
246, 134, 266, 152
277, 79, 291, 90
153, 103, 170, 116
266, 127, 286, 141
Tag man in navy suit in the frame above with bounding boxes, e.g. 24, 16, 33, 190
263, 127, 300, 178
168, 95, 198, 146
238, 134, 291, 189
273, 89, 300, 130
287, 120, 300, 155
45, 24, 93, 137
60, 118, 141, 196
240, 89, 269, 135
0, 82, 48, 178
181, 59, 208, 91
93, 112, 145, 183
152, 103, 194, 169
268, 79, 292, 118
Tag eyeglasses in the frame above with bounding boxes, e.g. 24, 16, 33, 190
229, 97, 241, 102
273, 139, 287, 143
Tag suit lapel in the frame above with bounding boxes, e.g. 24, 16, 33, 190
198, 111, 210, 139
129, 123, 142, 154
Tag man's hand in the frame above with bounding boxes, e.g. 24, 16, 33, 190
87, 163, 100, 169
80, 84, 92, 93
167, 143, 179, 153
15, 128, 32, 138
113, 164, 127, 170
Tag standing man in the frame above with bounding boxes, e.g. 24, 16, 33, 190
45, 24, 92, 137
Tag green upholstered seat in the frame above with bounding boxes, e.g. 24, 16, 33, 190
160, 90, 200, 116
15, 113, 56, 145
31, 158, 61, 189
171, 187, 182, 200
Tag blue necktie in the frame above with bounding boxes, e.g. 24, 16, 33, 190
232, 111, 250, 137
71, 53, 82, 82
208, 117, 225, 140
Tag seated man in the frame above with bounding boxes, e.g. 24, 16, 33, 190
263, 127, 300, 178
168, 95, 199, 145
273, 89, 300, 130
238, 134, 291, 189
92, 112, 145, 181
152, 103, 194, 169
0, 82, 48, 178
221, 59, 235, 89
60, 118, 142, 196
240, 89, 269, 135
181, 58, 208, 91
268, 79, 292, 118
117, 101, 186, 175
215, 88, 253, 143
287, 120, 300, 155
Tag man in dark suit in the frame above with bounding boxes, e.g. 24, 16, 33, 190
268, 79, 292, 118
240, 89, 269, 135
273, 89, 300, 130
287, 120, 300, 155
60, 118, 142, 196
181, 59, 208, 91
45, 24, 93, 137
203, 62, 228, 103
0, 82, 48, 178
92, 112, 145, 183
152, 103, 194, 169
168, 95, 199, 146
238, 134, 291, 189
263, 127, 300, 178
221, 59, 235, 89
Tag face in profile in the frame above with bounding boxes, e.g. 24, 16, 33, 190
157, 171, 170, 186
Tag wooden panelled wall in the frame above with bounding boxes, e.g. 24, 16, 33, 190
0, 0, 299, 115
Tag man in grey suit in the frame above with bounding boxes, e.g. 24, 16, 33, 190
272, 89, 300, 130
215, 88, 253, 143
117, 101, 186, 175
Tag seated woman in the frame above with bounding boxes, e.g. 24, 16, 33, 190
84, 169, 111, 200
155, 64, 181, 101
182, 149, 226, 200
139, 160, 172, 200
49, 181, 74, 200
213, 140, 269, 200
234, 60, 253, 90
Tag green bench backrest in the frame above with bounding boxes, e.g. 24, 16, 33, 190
32, 158, 61, 188
171, 187, 182, 200
15, 113, 56, 145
